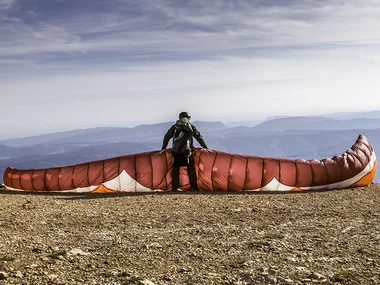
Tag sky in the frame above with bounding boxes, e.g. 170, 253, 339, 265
1, 0, 380, 138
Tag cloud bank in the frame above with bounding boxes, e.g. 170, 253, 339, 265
1, 0, 380, 138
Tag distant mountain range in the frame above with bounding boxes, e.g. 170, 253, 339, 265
1, 110, 379, 184
250, 117, 380, 133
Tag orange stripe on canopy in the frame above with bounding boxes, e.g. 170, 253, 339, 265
90, 184, 118, 193
352, 161, 377, 187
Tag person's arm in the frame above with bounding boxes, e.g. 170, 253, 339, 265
192, 125, 208, 148
162, 125, 176, 150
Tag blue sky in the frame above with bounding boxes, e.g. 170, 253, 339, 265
1, 0, 380, 138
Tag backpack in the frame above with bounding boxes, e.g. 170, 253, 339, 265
172, 119, 193, 156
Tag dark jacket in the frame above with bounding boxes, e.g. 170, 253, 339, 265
162, 118, 208, 153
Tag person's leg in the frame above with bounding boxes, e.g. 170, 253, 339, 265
172, 159, 180, 191
187, 156, 199, 190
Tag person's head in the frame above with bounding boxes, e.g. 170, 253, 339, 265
179, 111, 191, 120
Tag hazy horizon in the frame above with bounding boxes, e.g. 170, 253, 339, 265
1, 109, 380, 140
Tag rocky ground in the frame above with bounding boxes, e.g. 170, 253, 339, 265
0, 184, 380, 285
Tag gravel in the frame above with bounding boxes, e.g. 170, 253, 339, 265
1, 184, 380, 284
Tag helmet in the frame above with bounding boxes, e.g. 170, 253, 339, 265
179, 112, 191, 119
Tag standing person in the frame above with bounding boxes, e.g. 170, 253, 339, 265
162, 112, 208, 191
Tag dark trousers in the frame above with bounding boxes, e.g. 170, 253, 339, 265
172, 155, 198, 191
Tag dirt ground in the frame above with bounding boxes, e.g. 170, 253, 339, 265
1, 184, 380, 285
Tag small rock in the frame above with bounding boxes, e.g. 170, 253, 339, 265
240, 272, 254, 282
68, 248, 90, 256
268, 268, 278, 276
277, 276, 294, 284
0, 272, 8, 280
243, 260, 254, 266
22, 200, 35, 209
287, 257, 298, 262
308, 272, 325, 280
32, 248, 43, 254
13, 271, 23, 278
48, 274, 58, 280
26, 264, 38, 269
295, 266, 309, 273
162, 274, 172, 281
317, 257, 329, 262
255, 267, 267, 273
103, 271, 118, 277
119, 271, 132, 277
254, 275, 266, 282
264, 275, 277, 284
56, 255, 66, 261
372, 235, 380, 240
138, 279, 155, 285
176, 268, 188, 273
143, 243, 162, 249
49, 246, 60, 252
208, 273, 219, 277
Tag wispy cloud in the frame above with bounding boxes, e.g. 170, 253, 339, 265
2, 0, 380, 60
2, 0, 380, 75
